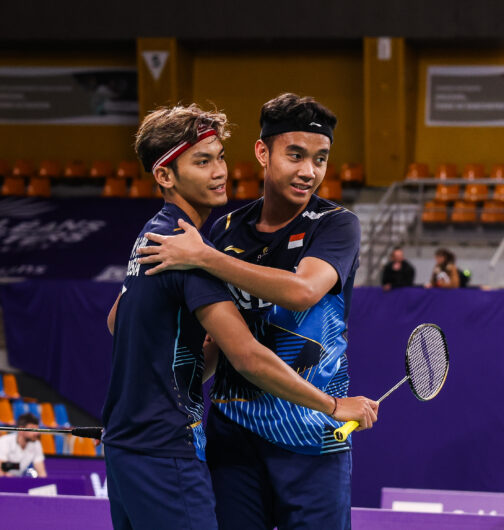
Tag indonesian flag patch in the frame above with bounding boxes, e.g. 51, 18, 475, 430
288, 232, 305, 249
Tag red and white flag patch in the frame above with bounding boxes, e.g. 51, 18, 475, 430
288, 232, 305, 249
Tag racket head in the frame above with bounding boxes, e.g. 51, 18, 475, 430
405, 323, 449, 401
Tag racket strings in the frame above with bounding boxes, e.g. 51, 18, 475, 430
407, 325, 448, 400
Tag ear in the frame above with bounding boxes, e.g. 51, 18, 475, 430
255, 139, 269, 168
153, 166, 176, 192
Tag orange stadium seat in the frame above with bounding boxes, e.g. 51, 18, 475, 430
481, 201, 504, 223
463, 182, 488, 202
64, 161, 87, 179
435, 163, 457, 180
405, 162, 430, 180
235, 178, 259, 199
40, 403, 57, 428
0, 398, 15, 425
3, 374, 20, 399
317, 179, 342, 201
1, 177, 25, 196
451, 200, 477, 223
27, 177, 51, 197
232, 161, 256, 181
12, 159, 35, 178
0, 159, 11, 178
435, 183, 460, 202
40, 434, 56, 455
422, 201, 448, 223
116, 160, 140, 180
90, 160, 114, 179
73, 437, 96, 457
38, 160, 61, 179
490, 164, 504, 180
129, 179, 153, 198
462, 163, 485, 180
340, 163, 364, 185
493, 184, 504, 202
102, 177, 127, 197
324, 163, 339, 181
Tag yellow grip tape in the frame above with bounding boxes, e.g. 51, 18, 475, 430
333, 420, 360, 442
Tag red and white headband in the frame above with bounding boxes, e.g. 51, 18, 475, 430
151, 126, 217, 172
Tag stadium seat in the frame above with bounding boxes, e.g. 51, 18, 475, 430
434, 183, 460, 202
0, 377, 4, 397
40, 403, 57, 428
324, 163, 339, 181
54, 404, 70, 427
0, 159, 11, 178
90, 160, 114, 179
493, 184, 504, 202
12, 159, 35, 178
340, 163, 364, 185
481, 201, 504, 223
462, 163, 485, 180
27, 402, 41, 421
235, 178, 259, 199
64, 160, 87, 179
232, 161, 256, 181
3, 374, 20, 399
129, 178, 153, 198
40, 434, 56, 455
117, 160, 140, 180
72, 437, 96, 457
451, 200, 477, 223
405, 162, 430, 180
12, 400, 28, 421
38, 160, 61, 179
102, 177, 127, 197
421, 201, 448, 223
27, 176, 51, 197
317, 179, 342, 201
463, 182, 488, 202
0, 399, 15, 425
54, 434, 65, 455
490, 164, 504, 180
435, 163, 457, 180
1, 177, 26, 196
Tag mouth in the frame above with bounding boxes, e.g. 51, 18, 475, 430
290, 183, 312, 193
209, 183, 227, 194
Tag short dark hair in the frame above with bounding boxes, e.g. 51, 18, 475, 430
260, 93, 337, 151
135, 103, 231, 172
17, 413, 39, 428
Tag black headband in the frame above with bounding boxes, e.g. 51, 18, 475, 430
260, 119, 334, 144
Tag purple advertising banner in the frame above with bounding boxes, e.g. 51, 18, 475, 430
381, 487, 504, 516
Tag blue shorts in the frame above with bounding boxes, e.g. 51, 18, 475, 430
206, 407, 352, 530
105, 444, 218, 530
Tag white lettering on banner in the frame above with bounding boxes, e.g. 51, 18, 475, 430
90, 473, 108, 498
0, 264, 46, 276
0, 218, 106, 252
126, 236, 148, 277
227, 283, 272, 311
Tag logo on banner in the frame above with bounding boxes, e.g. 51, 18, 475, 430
142, 51, 169, 81
288, 233, 305, 249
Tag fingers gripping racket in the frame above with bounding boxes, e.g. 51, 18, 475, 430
334, 323, 449, 442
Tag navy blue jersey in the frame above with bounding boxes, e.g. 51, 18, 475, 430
209, 194, 360, 455
102, 203, 231, 461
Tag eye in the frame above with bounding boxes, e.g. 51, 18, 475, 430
316, 156, 328, 165
219, 153, 226, 160
196, 159, 208, 166
289, 153, 302, 160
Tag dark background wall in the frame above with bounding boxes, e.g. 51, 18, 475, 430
2, 0, 504, 41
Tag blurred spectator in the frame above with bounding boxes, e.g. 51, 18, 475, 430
381, 247, 415, 290
426, 248, 460, 289
0, 413, 47, 477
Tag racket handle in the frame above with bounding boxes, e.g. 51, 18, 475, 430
333, 421, 359, 442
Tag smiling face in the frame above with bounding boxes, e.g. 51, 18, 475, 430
154, 135, 228, 219
256, 131, 330, 208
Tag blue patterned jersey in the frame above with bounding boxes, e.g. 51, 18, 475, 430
209, 195, 360, 455
102, 203, 231, 461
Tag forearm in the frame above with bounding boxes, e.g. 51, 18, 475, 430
34, 461, 47, 478
198, 247, 314, 311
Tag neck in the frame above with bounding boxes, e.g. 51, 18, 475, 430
258, 185, 310, 232
17, 434, 26, 449
166, 194, 210, 229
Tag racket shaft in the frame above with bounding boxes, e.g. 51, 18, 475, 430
333, 376, 409, 442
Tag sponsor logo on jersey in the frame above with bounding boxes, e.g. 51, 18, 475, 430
224, 245, 244, 254
302, 207, 341, 220
288, 233, 305, 249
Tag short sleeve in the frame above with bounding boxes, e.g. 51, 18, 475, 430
303, 210, 361, 291
33, 441, 45, 463
182, 269, 232, 314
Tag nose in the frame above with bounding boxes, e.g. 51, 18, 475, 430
297, 160, 316, 180
212, 158, 228, 180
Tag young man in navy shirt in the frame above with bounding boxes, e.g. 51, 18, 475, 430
139, 94, 379, 529
102, 103, 374, 530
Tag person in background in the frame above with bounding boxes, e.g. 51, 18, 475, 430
426, 248, 460, 289
381, 246, 415, 290
0, 413, 47, 477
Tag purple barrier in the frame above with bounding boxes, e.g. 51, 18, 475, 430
0, 493, 112, 530
0, 476, 91, 496
381, 487, 504, 516
351, 508, 504, 529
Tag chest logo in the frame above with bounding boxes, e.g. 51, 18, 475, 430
288, 233, 305, 249
224, 245, 244, 254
